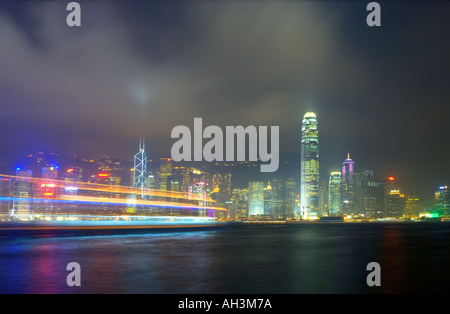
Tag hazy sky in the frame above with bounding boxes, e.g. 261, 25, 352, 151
0, 1, 448, 196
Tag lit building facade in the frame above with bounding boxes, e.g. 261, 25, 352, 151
355, 170, 385, 217
211, 173, 232, 203
328, 171, 342, 215
231, 188, 248, 219
404, 196, 423, 218
158, 158, 173, 190
300, 112, 319, 219
341, 154, 355, 214
248, 181, 265, 217
270, 178, 296, 220
385, 176, 405, 217
433, 185, 449, 217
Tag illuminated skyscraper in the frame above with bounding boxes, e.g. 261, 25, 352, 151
42, 166, 58, 180
158, 158, 173, 190
231, 188, 248, 219
134, 139, 147, 195
300, 112, 319, 219
404, 196, 423, 218
270, 178, 296, 219
355, 170, 385, 217
211, 173, 232, 203
433, 185, 449, 217
248, 181, 265, 217
385, 176, 405, 217
328, 172, 342, 215
341, 154, 355, 214
13, 168, 33, 217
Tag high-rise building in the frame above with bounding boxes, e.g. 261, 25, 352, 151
134, 139, 147, 193
341, 154, 355, 214
300, 112, 319, 219
211, 173, 232, 203
318, 180, 328, 216
42, 166, 58, 180
264, 181, 273, 216
384, 176, 405, 217
158, 158, 173, 190
13, 168, 33, 217
62, 167, 83, 183
404, 196, 423, 218
270, 178, 296, 219
230, 188, 248, 219
0, 176, 13, 215
355, 170, 385, 217
248, 181, 264, 217
328, 172, 342, 215
433, 185, 449, 217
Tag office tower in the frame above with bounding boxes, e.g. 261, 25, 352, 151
134, 139, 147, 193
270, 178, 296, 219
63, 167, 83, 183
147, 174, 157, 189
328, 172, 342, 215
158, 158, 173, 190
300, 112, 319, 219
13, 168, 33, 217
384, 176, 405, 217
341, 154, 355, 214
230, 188, 249, 219
318, 180, 328, 216
433, 185, 449, 217
212, 173, 232, 203
248, 181, 265, 217
354, 170, 385, 218
404, 196, 423, 218
264, 181, 273, 216
42, 166, 58, 180
0, 176, 13, 215
168, 178, 180, 192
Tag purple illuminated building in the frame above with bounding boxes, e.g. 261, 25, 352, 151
341, 154, 355, 214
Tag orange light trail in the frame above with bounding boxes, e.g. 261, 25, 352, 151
0, 174, 214, 202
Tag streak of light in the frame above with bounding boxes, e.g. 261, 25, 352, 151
0, 196, 227, 212
0, 174, 214, 202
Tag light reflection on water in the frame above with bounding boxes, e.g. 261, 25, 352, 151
0, 223, 449, 294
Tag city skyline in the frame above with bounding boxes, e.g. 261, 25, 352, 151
1, 134, 447, 201
0, 3, 448, 199
1, 1, 449, 297
3, 129, 447, 216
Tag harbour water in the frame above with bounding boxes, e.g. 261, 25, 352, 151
0, 222, 449, 294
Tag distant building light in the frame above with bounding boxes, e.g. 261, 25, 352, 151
64, 186, 78, 192
439, 186, 447, 190
16, 167, 22, 171
41, 183, 55, 188
67, 168, 74, 173
98, 173, 109, 177
388, 177, 395, 181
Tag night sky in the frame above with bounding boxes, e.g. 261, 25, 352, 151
0, 1, 448, 197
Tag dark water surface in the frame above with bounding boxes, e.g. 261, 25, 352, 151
0, 222, 449, 294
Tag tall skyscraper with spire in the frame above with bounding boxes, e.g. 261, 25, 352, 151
134, 139, 147, 196
341, 153, 355, 214
300, 112, 319, 219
